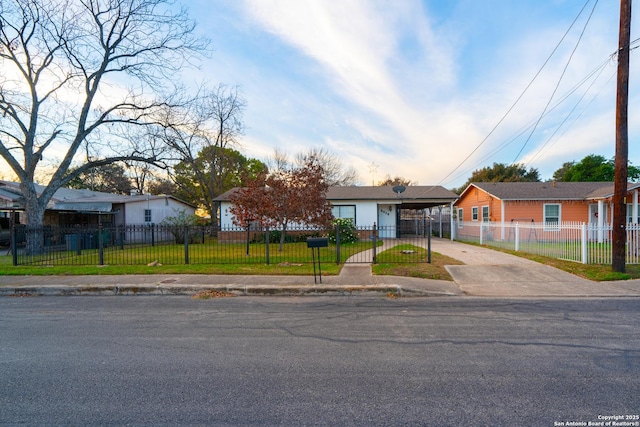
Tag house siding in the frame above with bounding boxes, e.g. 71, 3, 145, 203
124, 197, 195, 225
456, 184, 640, 226
502, 200, 589, 223
456, 188, 495, 222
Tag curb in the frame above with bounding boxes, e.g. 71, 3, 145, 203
0, 284, 416, 297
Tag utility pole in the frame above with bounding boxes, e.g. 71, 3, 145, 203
612, 0, 632, 273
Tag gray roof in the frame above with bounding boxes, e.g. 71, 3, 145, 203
326, 186, 458, 202
465, 181, 640, 201
216, 185, 458, 209
0, 180, 196, 211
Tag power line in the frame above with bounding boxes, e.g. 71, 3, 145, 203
436, 0, 595, 187
511, 0, 599, 164
441, 50, 614, 187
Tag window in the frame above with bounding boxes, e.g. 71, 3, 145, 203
144, 209, 152, 223
627, 204, 639, 224
457, 208, 464, 228
331, 205, 356, 223
482, 206, 489, 222
544, 204, 560, 228
472, 207, 478, 221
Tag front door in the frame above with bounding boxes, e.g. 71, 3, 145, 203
588, 203, 607, 241
378, 204, 396, 238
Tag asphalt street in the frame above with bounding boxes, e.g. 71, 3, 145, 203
1, 296, 638, 426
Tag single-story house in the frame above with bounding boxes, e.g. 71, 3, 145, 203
454, 181, 640, 241
215, 185, 459, 239
0, 180, 196, 227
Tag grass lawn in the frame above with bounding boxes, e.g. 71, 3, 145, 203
372, 244, 463, 280
0, 252, 343, 276
0, 240, 638, 282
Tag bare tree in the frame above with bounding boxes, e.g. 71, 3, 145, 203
271, 147, 359, 187
268, 147, 291, 176
0, 0, 206, 244
125, 160, 155, 195
295, 147, 359, 186
159, 84, 247, 221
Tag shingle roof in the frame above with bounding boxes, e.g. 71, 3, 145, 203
215, 186, 458, 203
0, 180, 196, 209
466, 181, 640, 200
326, 186, 458, 201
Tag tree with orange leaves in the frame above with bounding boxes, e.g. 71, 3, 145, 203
230, 158, 333, 250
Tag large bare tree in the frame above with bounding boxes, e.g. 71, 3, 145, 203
158, 84, 247, 221
0, 0, 206, 238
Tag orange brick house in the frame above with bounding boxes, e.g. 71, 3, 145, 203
454, 182, 640, 242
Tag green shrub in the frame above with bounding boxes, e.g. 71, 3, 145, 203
160, 211, 202, 244
328, 218, 358, 244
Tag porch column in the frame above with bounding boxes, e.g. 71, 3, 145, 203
633, 189, 638, 223
500, 200, 506, 240
450, 202, 455, 240
597, 200, 605, 243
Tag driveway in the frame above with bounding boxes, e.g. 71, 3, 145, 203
430, 238, 640, 297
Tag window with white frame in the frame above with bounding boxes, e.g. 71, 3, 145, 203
472, 206, 478, 221
626, 204, 640, 224
482, 206, 489, 222
457, 208, 464, 228
544, 204, 560, 228
144, 209, 152, 223
331, 205, 356, 223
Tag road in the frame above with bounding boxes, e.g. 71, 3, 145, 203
1, 296, 639, 426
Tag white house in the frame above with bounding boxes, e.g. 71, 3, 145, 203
0, 180, 196, 226
215, 185, 458, 238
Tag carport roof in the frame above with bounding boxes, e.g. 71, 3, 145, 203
216, 186, 458, 210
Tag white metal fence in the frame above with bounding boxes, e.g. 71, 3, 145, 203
453, 220, 640, 264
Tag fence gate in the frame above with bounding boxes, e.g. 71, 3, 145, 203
343, 225, 432, 264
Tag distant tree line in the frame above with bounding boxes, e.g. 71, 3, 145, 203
452, 154, 640, 194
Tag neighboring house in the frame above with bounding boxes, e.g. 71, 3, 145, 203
215, 185, 458, 239
454, 181, 640, 241
0, 180, 196, 227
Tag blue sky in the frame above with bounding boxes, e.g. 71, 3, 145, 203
185, 0, 640, 188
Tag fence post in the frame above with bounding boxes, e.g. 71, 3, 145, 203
118, 225, 124, 250
11, 226, 17, 266
184, 225, 190, 264
246, 226, 250, 255
372, 223, 377, 264
581, 223, 588, 264
428, 217, 432, 263
265, 226, 270, 265
335, 223, 341, 265
98, 223, 104, 266
515, 222, 520, 252
151, 223, 155, 247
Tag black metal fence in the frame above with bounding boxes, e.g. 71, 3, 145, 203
9, 223, 435, 266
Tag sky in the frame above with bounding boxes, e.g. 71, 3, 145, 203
183, 0, 640, 188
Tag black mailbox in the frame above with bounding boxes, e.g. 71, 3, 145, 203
306, 237, 328, 248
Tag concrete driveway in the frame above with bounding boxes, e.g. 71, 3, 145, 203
431, 238, 640, 297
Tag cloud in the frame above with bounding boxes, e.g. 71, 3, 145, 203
222, 0, 640, 187
240, 1, 464, 177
